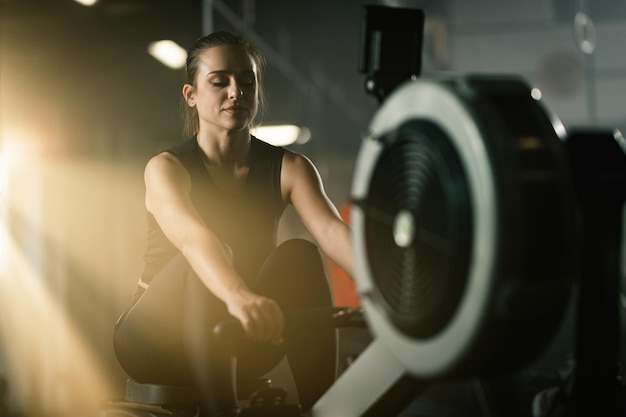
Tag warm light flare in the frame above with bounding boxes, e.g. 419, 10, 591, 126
0, 132, 145, 416
73, 0, 98, 6
0, 149, 7, 279
251, 124, 311, 146
148, 40, 187, 70
0, 232, 111, 416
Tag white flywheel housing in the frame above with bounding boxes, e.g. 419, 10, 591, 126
350, 75, 576, 379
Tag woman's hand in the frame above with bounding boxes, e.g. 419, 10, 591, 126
226, 290, 285, 343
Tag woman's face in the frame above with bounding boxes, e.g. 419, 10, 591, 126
184, 44, 258, 134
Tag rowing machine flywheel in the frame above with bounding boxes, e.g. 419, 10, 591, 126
351, 75, 577, 378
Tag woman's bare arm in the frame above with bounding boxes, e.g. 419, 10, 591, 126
281, 150, 354, 278
144, 152, 284, 340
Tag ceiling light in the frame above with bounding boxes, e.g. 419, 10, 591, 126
147, 40, 187, 70
251, 125, 311, 146
73, 0, 98, 5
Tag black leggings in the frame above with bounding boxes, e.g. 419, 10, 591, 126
113, 239, 336, 414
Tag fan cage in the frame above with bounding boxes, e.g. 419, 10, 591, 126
363, 119, 474, 339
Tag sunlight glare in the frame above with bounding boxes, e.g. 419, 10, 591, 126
0, 148, 6, 280
0, 129, 130, 417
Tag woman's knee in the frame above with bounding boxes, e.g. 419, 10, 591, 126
257, 239, 332, 309
270, 239, 324, 273
275, 238, 320, 259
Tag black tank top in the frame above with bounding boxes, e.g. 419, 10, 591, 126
138, 136, 286, 298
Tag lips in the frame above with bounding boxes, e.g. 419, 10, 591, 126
223, 105, 246, 113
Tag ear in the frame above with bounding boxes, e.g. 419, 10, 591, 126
182, 84, 195, 107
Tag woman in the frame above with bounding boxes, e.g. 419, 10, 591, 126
113, 31, 353, 416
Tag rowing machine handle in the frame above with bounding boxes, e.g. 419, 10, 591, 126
212, 307, 366, 342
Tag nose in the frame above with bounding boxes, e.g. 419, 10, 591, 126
228, 81, 243, 99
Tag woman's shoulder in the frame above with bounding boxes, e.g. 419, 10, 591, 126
147, 137, 203, 177
281, 147, 313, 168
280, 149, 321, 191
145, 152, 184, 179
144, 138, 196, 168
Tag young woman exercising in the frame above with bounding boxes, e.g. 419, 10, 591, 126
113, 31, 354, 417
